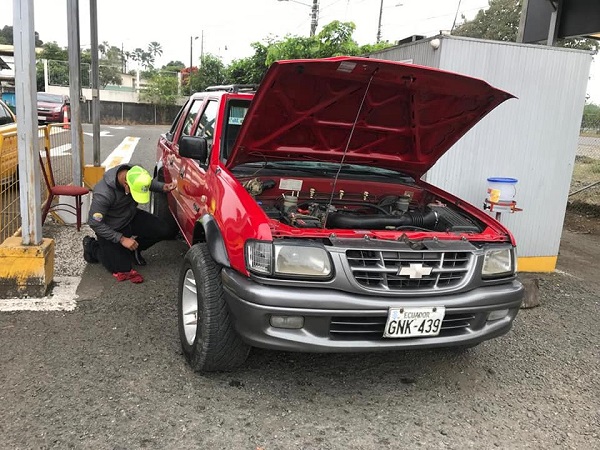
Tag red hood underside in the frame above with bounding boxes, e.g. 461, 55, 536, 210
227, 56, 514, 177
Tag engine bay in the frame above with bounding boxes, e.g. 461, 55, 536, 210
240, 177, 484, 233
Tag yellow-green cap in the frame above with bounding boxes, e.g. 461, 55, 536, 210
126, 166, 152, 204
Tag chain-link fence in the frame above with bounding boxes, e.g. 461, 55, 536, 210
571, 135, 600, 206
581, 111, 600, 135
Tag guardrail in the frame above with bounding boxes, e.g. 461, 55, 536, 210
0, 124, 76, 244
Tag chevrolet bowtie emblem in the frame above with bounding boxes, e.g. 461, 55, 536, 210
398, 263, 433, 279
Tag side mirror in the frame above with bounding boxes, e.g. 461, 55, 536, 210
179, 135, 208, 162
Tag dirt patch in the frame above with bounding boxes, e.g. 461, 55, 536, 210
563, 201, 600, 235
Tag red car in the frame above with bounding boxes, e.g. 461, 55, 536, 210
153, 57, 524, 372
37, 92, 70, 124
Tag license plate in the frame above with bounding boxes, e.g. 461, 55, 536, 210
383, 306, 446, 338
37, 116, 44, 121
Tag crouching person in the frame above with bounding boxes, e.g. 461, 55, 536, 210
82, 164, 177, 283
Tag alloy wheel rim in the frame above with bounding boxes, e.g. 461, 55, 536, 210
182, 268, 198, 346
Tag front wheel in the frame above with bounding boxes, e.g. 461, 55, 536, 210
178, 243, 250, 372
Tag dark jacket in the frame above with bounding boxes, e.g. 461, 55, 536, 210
88, 164, 165, 243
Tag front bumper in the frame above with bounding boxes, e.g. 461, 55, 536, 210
221, 269, 524, 352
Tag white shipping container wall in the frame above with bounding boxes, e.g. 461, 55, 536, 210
371, 37, 592, 262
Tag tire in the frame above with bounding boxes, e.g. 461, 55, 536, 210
178, 243, 250, 372
150, 189, 178, 239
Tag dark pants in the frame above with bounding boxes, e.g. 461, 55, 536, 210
91, 209, 173, 273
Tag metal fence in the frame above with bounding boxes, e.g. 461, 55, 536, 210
0, 124, 75, 244
571, 135, 600, 204
80, 100, 181, 125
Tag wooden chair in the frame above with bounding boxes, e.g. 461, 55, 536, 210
39, 152, 90, 231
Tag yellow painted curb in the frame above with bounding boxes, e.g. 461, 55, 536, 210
84, 164, 105, 189
0, 237, 55, 298
517, 256, 557, 273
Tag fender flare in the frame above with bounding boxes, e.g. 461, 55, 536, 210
199, 214, 230, 268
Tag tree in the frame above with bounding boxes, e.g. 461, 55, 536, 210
225, 21, 392, 86
36, 42, 69, 91
0, 25, 43, 46
266, 21, 391, 65
189, 54, 226, 92
452, 0, 599, 53
148, 42, 163, 60
162, 60, 186, 73
226, 42, 270, 86
140, 72, 179, 105
83, 43, 123, 87
581, 102, 600, 132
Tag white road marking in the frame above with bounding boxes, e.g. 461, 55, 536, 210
0, 277, 80, 312
83, 130, 113, 137
41, 143, 72, 157
109, 126, 126, 130
101, 136, 140, 169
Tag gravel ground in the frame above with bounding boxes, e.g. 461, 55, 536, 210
0, 213, 598, 449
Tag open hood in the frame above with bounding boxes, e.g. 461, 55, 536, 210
227, 56, 514, 177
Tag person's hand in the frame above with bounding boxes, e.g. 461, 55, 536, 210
120, 236, 138, 250
163, 181, 177, 192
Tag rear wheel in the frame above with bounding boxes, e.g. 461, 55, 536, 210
178, 243, 250, 372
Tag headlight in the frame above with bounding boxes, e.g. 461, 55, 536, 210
246, 241, 332, 278
482, 248, 514, 278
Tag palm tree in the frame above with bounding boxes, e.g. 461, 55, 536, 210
148, 41, 163, 58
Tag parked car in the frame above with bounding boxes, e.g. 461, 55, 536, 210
153, 56, 524, 372
0, 99, 18, 184
37, 92, 69, 124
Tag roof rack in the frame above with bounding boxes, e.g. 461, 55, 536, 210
205, 84, 259, 93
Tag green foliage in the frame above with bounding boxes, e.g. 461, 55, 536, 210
162, 61, 186, 72
582, 102, 600, 132
189, 54, 226, 93
265, 21, 374, 66
0, 25, 43, 46
29, 21, 393, 103
453, 0, 599, 54
36, 43, 69, 90
140, 71, 180, 105
453, 0, 522, 42
225, 42, 270, 85
226, 21, 393, 86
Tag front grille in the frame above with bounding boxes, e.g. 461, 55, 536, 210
346, 250, 472, 292
329, 313, 475, 340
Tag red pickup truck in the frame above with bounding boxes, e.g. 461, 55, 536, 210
153, 56, 524, 372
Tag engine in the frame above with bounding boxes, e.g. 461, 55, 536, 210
242, 178, 483, 233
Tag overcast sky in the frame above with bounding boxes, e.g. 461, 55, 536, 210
2, 0, 598, 102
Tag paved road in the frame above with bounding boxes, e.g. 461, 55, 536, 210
0, 125, 598, 449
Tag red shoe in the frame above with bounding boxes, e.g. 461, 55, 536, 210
112, 269, 144, 283
128, 269, 144, 283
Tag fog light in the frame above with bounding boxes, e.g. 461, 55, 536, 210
270, 315, 304, 329
488, 309, 509, 321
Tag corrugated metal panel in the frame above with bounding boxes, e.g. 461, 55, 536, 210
369, 38, 440, 68
424, 37, 592, 258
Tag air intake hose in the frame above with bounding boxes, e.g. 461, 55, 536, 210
326, 210, 438, 229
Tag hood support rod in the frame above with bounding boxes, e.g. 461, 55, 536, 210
322, 68, 378, 229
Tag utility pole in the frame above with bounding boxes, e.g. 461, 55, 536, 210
200, 30, 204, 67
310, 0, 319, 37
377, 0, 384, 43
90, 0, 100, 167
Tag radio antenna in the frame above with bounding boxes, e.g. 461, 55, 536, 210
322, 69, 378, 229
